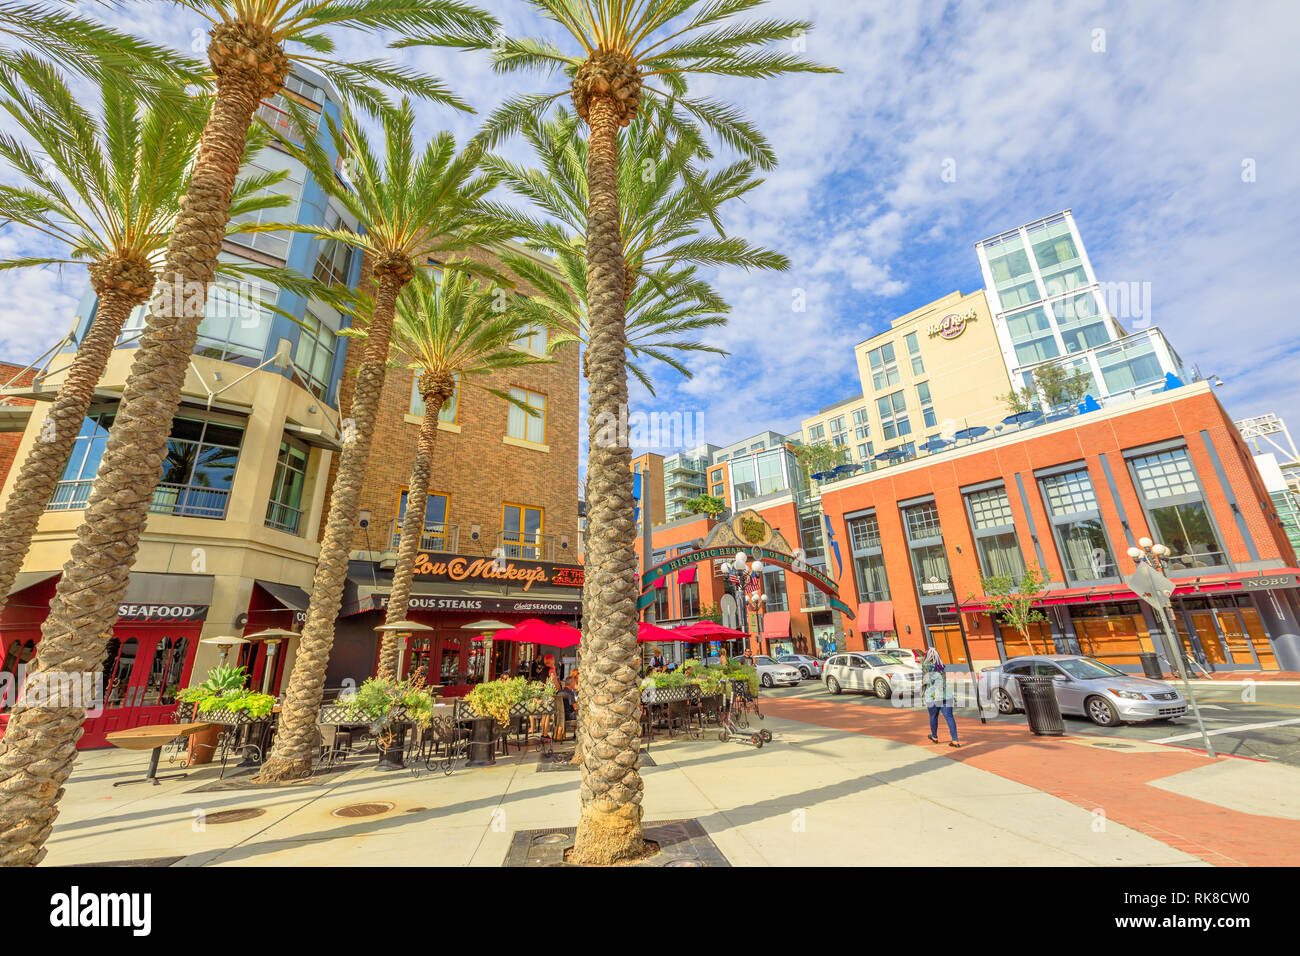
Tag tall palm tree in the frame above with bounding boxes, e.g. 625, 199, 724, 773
255, 101, 517, 782
340, 268, 553, 679
0, 55, 289, 621
0, 1, 496, 866
477, 0, 834, 864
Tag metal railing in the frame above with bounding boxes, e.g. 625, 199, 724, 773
497, 530, 564, 563
48, 479, 93, 511
48, 479, 231, 519
386, 518, 458, 554
265, 500, 303, 535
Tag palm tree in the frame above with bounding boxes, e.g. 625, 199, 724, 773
0, 55, 289, 621
0, 1, 496, 866
477, 0, 832, 863
342, 268, 553, 679
255, 101, 518, 782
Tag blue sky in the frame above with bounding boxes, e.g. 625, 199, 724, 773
2, 0, 1297, 465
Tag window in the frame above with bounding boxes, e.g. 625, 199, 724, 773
857, 443, 869, 461
140, 637, 190, 707
1040, 468, 1116, 583
410, 374, 459, 424
266, 439, 308, 534
867, 343, 900, 391
117, 285, 273, 366
902, 501, 950, 595
917, 381, 937, 428
965, 486, 1026, 580
312, 206, 356, 288
102, 637, 139, 708
848, 513, 890, 602
294, 310, 336, 399
1006, 306, 1060, 364
762, 566, 788, 612
1097, 335, 1163, 393
1053, 292, 1111, 353
398, 489, 449, 551
0, 639, 34, 712
807, 423, 825, 442
507, 387, 546, 444
514, 321, 547, 355
679, 581, 700, 618
51, 413, 115, 510
756, 449, 785, 495
731, 456, 757, 501
798, 509, 824, 562
503, 503, 543, 559
828, 415, 847, 448
156, 417, 244, 519
906, 331, 925, 375
852, 407, 870, 440
877, 390, 910, 440
653, 585, 672, 621
1128, 447, 1226, 569
227, 160, 304, 259
750, 443, 764, 452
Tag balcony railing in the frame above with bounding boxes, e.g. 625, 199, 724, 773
48, 480, 231, 520
387, 518, 458, 554
498, 530, 561, 563
265, 500, 303, 535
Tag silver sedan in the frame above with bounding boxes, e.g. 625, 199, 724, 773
983, 655, 1187, 727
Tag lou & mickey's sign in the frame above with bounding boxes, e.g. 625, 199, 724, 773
412, 553, 584, 591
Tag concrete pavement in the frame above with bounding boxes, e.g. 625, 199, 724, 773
41, 711, 1211, 867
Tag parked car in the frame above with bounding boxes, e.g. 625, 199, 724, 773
879, 647, 923, 667
982, 655, 1187, 727
752, 655, 803, 688
776, 654, 823, 679
822, 652, 921, 699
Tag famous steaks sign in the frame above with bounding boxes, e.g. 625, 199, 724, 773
412, 553, 584, 591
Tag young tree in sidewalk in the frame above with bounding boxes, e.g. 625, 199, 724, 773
341, 268, 551, 679
473, 0, 835, 864
255, 103, 516, 782
0, 0, 497, 866
975, 562, 1052, 655
0, 56, 290, 620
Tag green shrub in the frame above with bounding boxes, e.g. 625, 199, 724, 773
340, 677, 436, 728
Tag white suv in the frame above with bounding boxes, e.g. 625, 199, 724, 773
823, 652, 922, 699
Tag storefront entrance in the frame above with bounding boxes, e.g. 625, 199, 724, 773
1068, 602, 1153, 669
1174, 596, 1279, 671
81, 629, 199, 748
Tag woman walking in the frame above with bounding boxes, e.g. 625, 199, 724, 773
922, 648, 962, 748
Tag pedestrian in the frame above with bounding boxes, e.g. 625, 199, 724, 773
923, 648, 961, 748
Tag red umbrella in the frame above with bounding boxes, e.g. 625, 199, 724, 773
673, 621, 750, 641
475, 618, 582, 648
637, 621, 693, 644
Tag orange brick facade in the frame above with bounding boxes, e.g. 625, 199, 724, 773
0, 363, 37, 489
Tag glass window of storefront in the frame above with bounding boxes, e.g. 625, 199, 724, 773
266, 439, 308, 534
1069, 601, 1152, 668
762, 568, 788, 611
1039, 467, 1117, 584
847, 514, 891, 604
902, 501, 950, 596
1126, 446, 1227, 570
964, 485, 1027, 580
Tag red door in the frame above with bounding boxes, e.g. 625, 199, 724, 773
81, 630, 198, 748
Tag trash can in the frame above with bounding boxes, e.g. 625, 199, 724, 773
1016, 676, 1064, 736
1138, 652, 1163, 680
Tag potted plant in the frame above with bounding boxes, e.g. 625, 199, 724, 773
175, 665, 266, 765
339, 676, 435, 771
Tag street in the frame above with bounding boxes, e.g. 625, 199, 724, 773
764, 676, 1300, 767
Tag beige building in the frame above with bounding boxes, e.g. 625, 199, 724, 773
850, 289, 1012, 457
800, 394, 875, 467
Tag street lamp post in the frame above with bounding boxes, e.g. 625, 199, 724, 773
1126, 537, 1215, 757
721, 551, 765, 657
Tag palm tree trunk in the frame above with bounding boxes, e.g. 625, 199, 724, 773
378, 395, 444, 679
0, 271, 149, 618
258, 264, 408, 781
0, 55, 272, 865
571, 94, 644, 865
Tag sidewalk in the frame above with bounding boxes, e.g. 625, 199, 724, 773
41, 715, 1217, 868
761, 696, 1300, 866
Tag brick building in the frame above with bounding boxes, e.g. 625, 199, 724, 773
0, 362, 38, 484
326, 244, 583, 693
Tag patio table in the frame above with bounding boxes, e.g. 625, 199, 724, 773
107, 722, 214, 786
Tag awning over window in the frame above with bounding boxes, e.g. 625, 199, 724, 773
856, 601, 894, 632
956, 568, 1300, 613
255, 579, 311, 610
122, 572, 214, 606
284, 422, 342, 451
761, 610, 790, 637
678, 566, 698, 585
6, 570, 60, 598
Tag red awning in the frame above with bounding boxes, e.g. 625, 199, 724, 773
855, 601, 894, 632
761, 610, 790, 637
678, 566, 698, 585
653, 576, 666, 589
957, 568, 1300, 613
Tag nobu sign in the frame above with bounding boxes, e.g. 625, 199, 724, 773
413, 553, 585, 591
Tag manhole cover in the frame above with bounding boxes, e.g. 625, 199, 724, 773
331, 802, 394, 818
532, 833, 569, 845
665, 858, 703, 867
204, 808, 265, 824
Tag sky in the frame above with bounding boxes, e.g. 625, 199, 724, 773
2, 0, 1298, 468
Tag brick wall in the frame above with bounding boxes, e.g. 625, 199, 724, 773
0, 362, 38, 489
321, 247, 580, 557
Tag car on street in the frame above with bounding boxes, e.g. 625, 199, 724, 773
776, 654, 823, 679
822, 652, 922, 699
753, 655, 803, 688
982, 655, 1187, 727
879, 647, 923, 667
